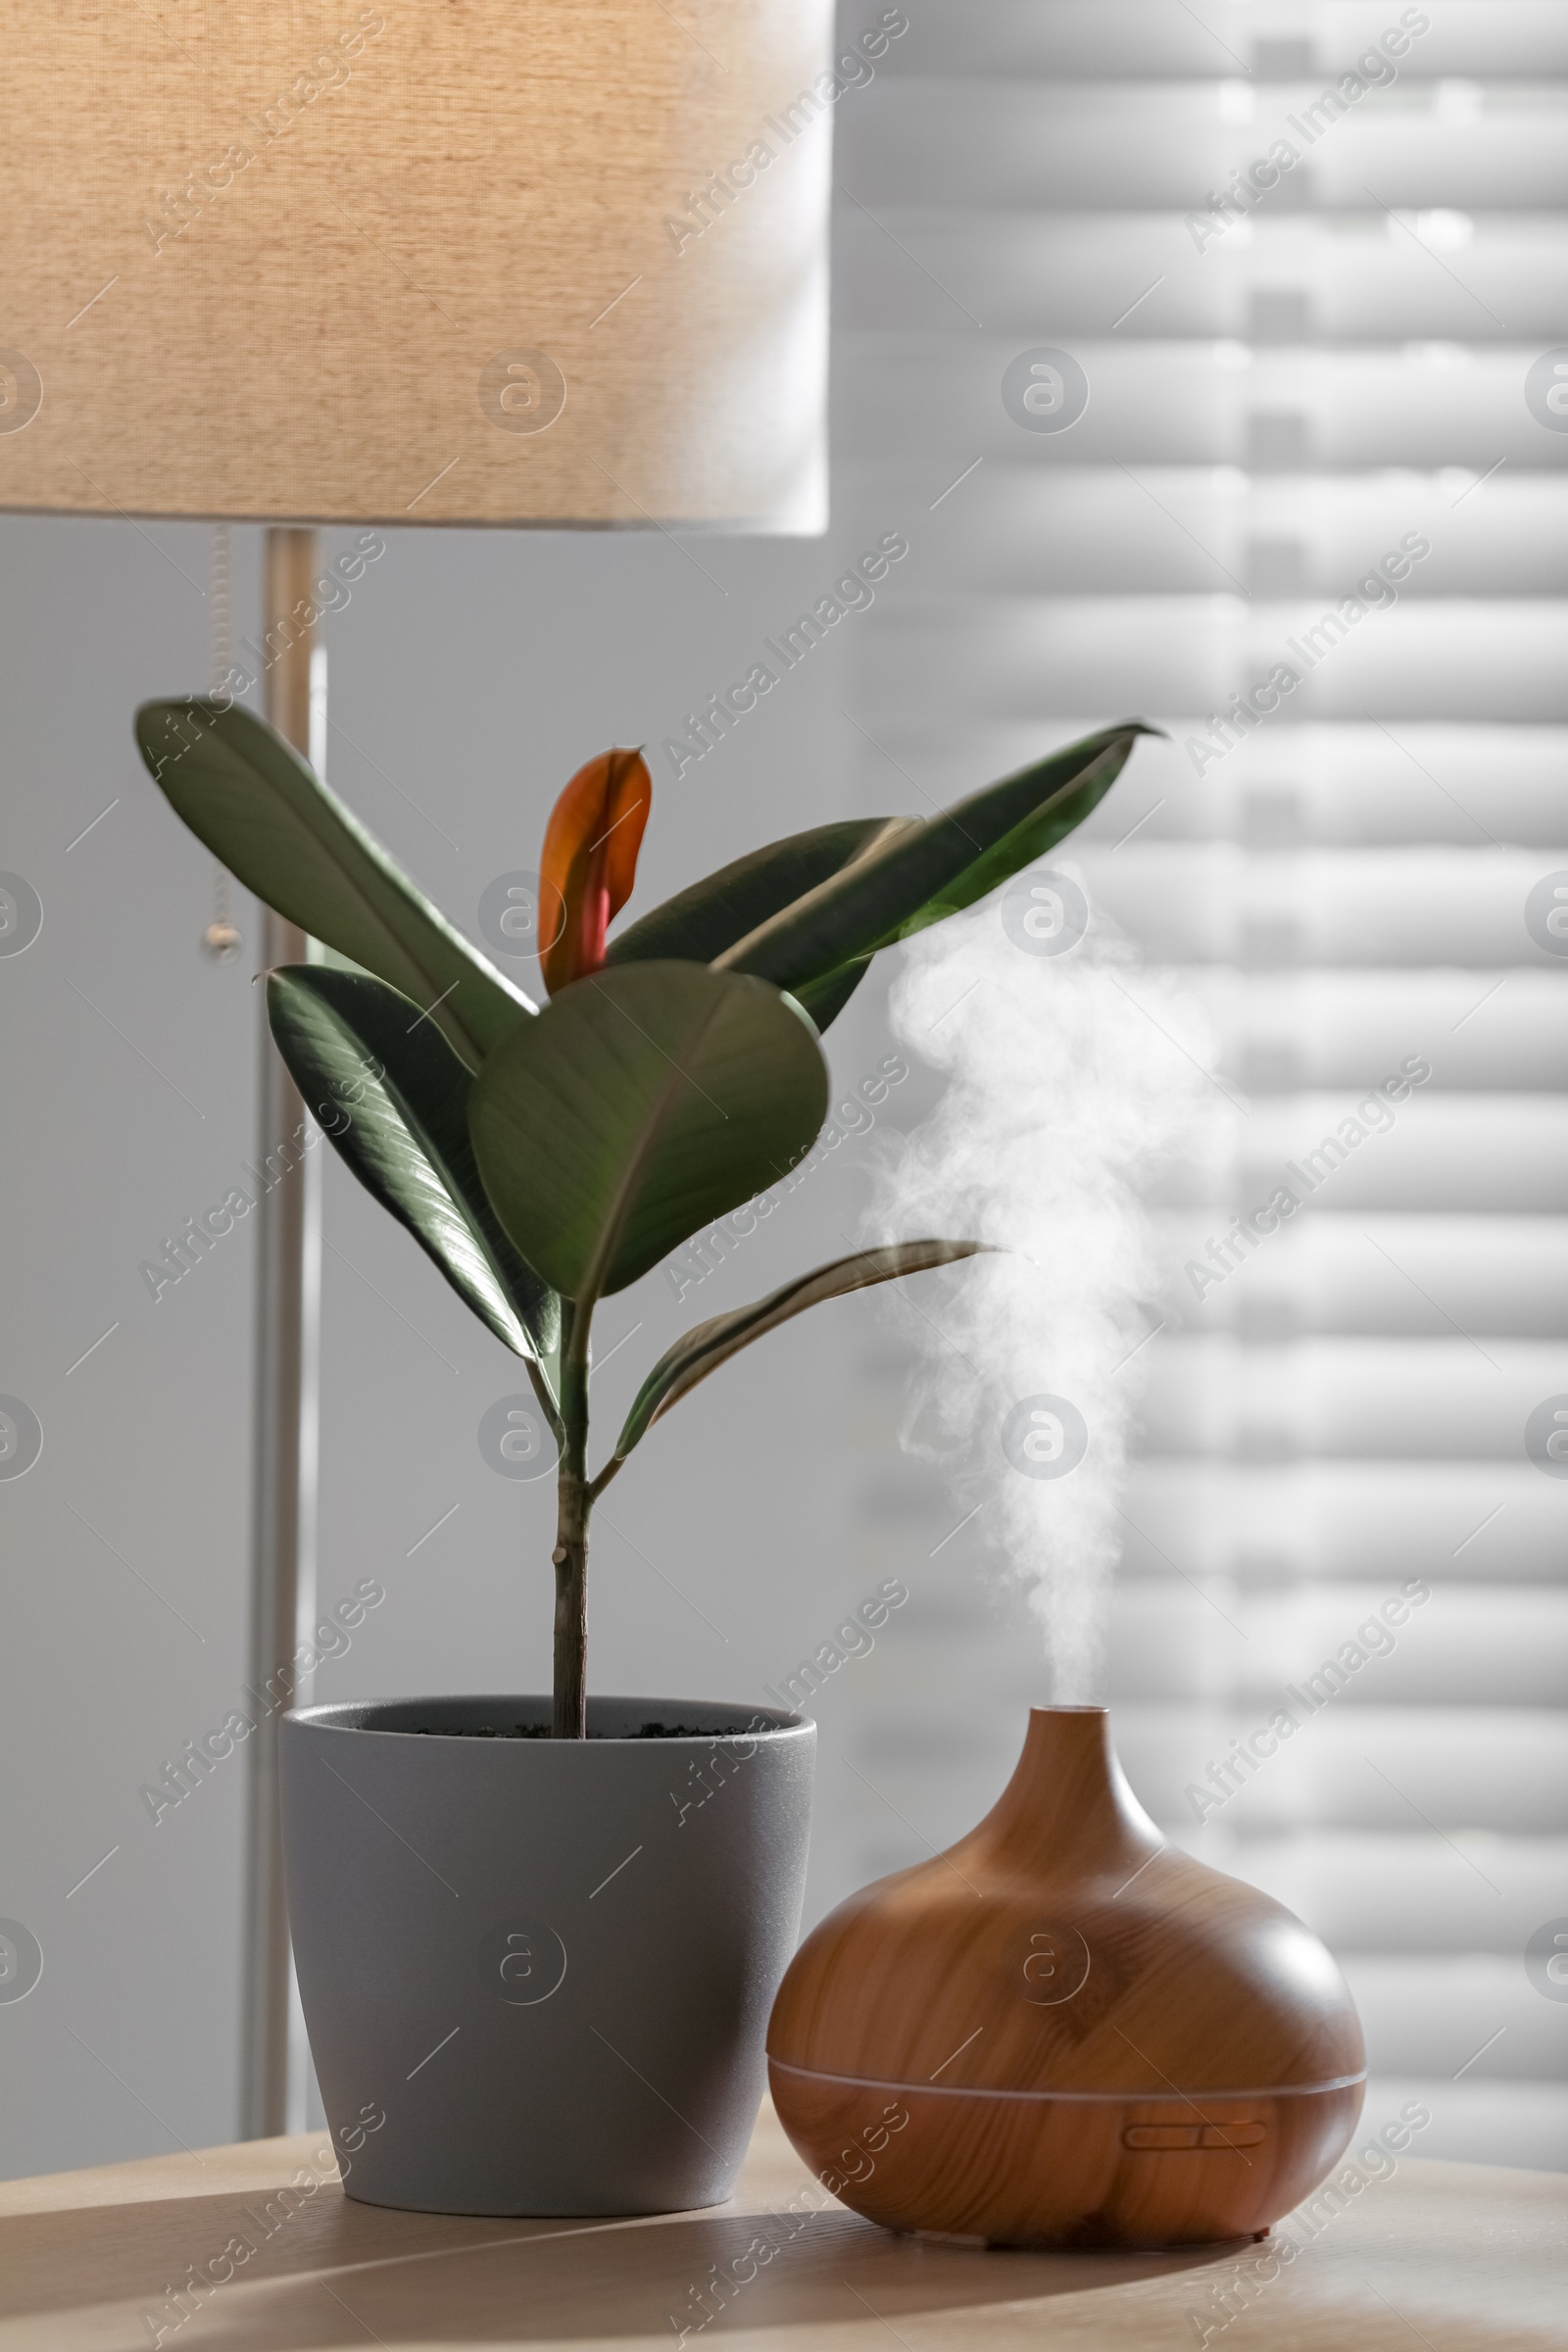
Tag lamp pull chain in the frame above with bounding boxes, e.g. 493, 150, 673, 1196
201, 520, 242, 963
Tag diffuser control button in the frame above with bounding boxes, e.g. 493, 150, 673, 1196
1123, 2120, 1267, 2151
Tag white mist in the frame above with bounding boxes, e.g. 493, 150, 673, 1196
865, 870, 1226, 1699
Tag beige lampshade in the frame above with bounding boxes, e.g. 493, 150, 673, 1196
1, 1, 838, 530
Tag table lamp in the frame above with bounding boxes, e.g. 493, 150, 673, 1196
4, 0, 835, 2135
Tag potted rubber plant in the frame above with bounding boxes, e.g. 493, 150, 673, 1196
135, 698, 1154, 2217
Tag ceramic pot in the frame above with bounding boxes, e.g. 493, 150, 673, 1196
280, 1692, 814, 2215
767, 1705, 1363, 2247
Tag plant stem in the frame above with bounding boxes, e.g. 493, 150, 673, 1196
551, 1303, 592, 1738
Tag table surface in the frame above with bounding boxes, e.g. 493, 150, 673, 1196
1, 2100, 1563, 2351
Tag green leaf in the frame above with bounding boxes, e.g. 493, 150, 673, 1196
712, 723, 1159, 996
137, 699, 533, 1072
613, 1241, 993, 1460
469, 962, 829, 1301
266, 966, 560, 1383
606, 818, 911, 963
792, 958, 873, 1032
605, 818, 915, 1033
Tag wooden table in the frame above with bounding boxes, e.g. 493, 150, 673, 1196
1, 2100, 1561, 2350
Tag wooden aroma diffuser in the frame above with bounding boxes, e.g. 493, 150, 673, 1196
768, 1706, 1364, 2247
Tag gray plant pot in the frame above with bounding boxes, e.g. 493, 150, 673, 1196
279, 1693, 814, 2216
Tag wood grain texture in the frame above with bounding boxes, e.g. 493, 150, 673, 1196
768, 1706, 1367, 2246
0, 2107, 1562, 2351
1, 1, 832, 527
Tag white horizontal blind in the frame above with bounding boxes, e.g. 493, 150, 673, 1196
833, 0, 1568, 2166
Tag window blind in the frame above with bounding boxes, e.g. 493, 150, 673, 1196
832, 0, 1567, 2168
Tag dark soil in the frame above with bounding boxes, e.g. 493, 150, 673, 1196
405, 1721, 738, 1740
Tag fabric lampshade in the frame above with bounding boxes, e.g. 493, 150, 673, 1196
1, 0, 835, 529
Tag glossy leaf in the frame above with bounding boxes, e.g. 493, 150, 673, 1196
266, 966, 559, 1383
792, 958, 873, 1032
605, 818, 915, 1031
607, 817, 912, 965
539, 747, 653, 995
469, 961, 829, 1301
136, 699, 534, 1071
713, 723, 1158, 995
613, 1241, 993, 1460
